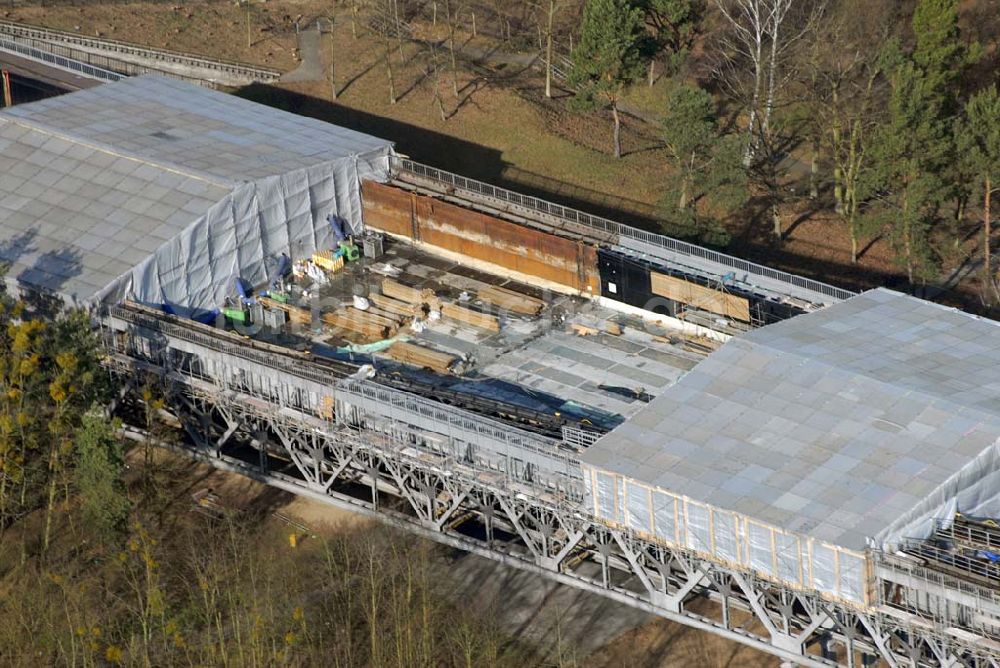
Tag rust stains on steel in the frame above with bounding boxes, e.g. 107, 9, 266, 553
362, 181, 601, 293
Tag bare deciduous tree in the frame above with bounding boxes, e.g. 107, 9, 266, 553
714, 0, 821, 165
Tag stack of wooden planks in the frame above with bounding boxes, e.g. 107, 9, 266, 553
440, 303, 501, 332
369, 293, 422, 319
260, 297, 311, 326
477, 285, 545, 315
322, 308, 397, 339
382, 278, 434, 306
386, 341, 456, 374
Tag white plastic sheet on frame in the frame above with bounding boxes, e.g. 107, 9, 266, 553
685, 501, 712, 554
96, 147, 392, 310
626, 480, 652, 534
583, 465, 870, 607
652, 491, 678, 543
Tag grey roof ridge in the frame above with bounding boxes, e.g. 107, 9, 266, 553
0, 113, 236, 190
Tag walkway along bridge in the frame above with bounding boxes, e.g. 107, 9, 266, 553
102, 302, 1000, 668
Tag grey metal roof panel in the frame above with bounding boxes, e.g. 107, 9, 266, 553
0, 117, 230, 303
582, 289, 1000, 551
5, 76, 391, 183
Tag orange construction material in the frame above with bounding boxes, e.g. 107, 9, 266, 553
385, 341, 456, 374
650, 272, 750, 322
313, 250, 345, 273
381, 278, 429, 305
477, 285, 544, 315
322, 310, 391, 339
440, 303, 500, 332
369, 293, 422, 319
362, 180, 602, 293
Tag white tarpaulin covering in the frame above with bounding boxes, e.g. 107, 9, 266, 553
583, 466, 870, 607
97, 156, 390, 309
0, 75, 393, 309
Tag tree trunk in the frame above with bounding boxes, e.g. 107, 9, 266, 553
446, 0, 459, 97
833, 165, 844, 214
744, 35, 763, 166
648, 58, 655, 87
985, 177, 995, 303
847, 181, 859, 264
903, 190, 913, 284
432, 50, 447, 121
611, 103, 622, 159
384, 39, 397, 104
809, 138, 819, 199
42, 446, 59, 553
762, 2, 784, 140
393, 0, 405, 61
329, 17, 337, 101
245, 2, 252, 48
772, 200, 781, 239
831, 85, 844, 214
351, 0, 358, 39
544, 0, 555, 99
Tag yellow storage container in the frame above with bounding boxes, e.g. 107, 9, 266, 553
312, 250, 345, 274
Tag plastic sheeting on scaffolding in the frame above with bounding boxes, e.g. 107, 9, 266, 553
581, 465, 871, 607
97, 153, 391, 311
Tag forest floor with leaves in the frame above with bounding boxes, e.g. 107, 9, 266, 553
0, 441, 775, 667
146, 447, 777, 668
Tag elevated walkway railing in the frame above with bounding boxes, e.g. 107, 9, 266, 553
0, 19, 281, 83
0, 35, 123, 83
391, 157, 856, 304
337, 377, 582, 478
106, 305, 338, 388
0, 34, 216, 87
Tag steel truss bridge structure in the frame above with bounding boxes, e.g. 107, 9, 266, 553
103, 303, 1000, 668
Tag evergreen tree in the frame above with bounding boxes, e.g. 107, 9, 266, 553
632, 0, 704, 79
569, 0, 647, 158
75, 410, 129, 544
911, 0, 976, 113
961, 86, 1000, 304
660, 84, 745, 244
863, 61, 951, 283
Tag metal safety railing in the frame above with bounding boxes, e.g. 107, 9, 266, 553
0, 36, 124, 83
0, 35, 218, 88
391, 157, 856, 304
107, 305, 339, 388
561, 425, 602, 449
899, 538, 1000, 586
935, 517, 1000, 551
876, 550, 1000, 639
337, 377, 583, 477
0, 20, 281, 82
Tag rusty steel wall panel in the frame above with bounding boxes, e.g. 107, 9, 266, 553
363, 182, 601, 293
362, 181, 414, 237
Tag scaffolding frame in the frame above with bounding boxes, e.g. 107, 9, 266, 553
103, 308, 1000, 668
